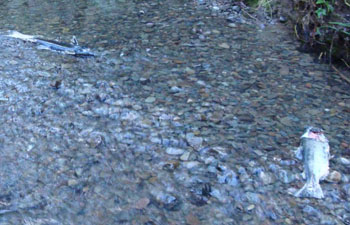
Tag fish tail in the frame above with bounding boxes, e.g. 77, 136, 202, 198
294, 176, 324, 199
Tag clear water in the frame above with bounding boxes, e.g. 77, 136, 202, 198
0, 1, 349, 224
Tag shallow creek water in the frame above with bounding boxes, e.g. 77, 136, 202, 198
0, 0, 349, 224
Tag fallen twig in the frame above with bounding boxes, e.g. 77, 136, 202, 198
332, 64, 350, 84
341, 59, 350, 69
241, 8, 259, 22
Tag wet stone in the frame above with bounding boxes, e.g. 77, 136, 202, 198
75, 168, 83, 177
152, 191, 181, 211
342, 184, 350, 197
258, 171, 275, 185
279, 16, 287, 23
186, 133, 203, 150
227, 23, 237, 28
183, 161, 200, 169
87, 132, 103, 148
180, 152, 190, 161
186, 213, 200, 225
303, 205, 321, 217
217, 170, 239, 186
279, 116, 293, 126
9, 60, 18, 65
134, 197, 150, 210
185, 67, 196, 75
339, 157, 350, 165
0, 1, 349, 224
278, 170, 295, 184
166, 147, 185, 155
326, 171, 342, 183
68, 179, 78, 186
218, 43, 230, 49
232, 6, 240, 12
210, 189, 226, 203
145, 96, 156, 103
246, 204, 255, 211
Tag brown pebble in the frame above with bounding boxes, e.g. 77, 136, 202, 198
134, 197, 150, 209
186, 213, 200, 225
173, 59, 184, 64
305, 83, 312, 88
279, 66, 289, 75
327, 171, 342, 183
341, 142, 349, 148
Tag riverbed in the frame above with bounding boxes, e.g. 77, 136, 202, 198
0, 0, 349, 224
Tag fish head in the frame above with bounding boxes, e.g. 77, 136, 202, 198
72, 46, 95, 56
301, 126, 328, 143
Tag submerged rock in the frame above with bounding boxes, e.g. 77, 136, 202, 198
166, 147, 185, 155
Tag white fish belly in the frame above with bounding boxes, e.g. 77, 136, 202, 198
303, 140, 329, 181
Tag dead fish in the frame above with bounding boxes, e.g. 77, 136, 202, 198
5, 31, 95, 57
294, 127, 330, 199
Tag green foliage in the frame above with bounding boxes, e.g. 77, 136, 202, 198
258, 0, 274, 18
315, 8, 327, 18
329, 21, 350, 28
326, 22, 350, 35
293, 0, 350, 65
315, 0, 334, 18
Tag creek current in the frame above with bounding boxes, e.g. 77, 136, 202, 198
0, 0, 349, 224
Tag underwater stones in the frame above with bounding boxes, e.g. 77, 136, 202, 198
166, 147, 185, 155
186, 133, 203, 150
218, 42, 230, 49
151, 191, 181, 211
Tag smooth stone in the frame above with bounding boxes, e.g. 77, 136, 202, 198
246, 204, 255, 211
232, 6, 240, 12
180, 152, 190, 161
68, 179, 78, 186
227, 23, 237, 28
170, 86, 182, 93
204, 156, 216, 164
258, 171, 275, 185
185, 67, 195, 75
9, 60, 18, 65
343, 184, 350, 197
285, 218, 292, 224
186, 213, 200, 225
326, 171, 342, 183
75, 168, 83, 177
210, 189, 226, 203
303, 205, 320, 216
218, 43, 230, 49
152, 191, 180, 211
279, 16, 287, 23
278, 170, 295, 184
342, 175, 349, 183
134, 197, 150, 209
145, 96, 156, 103
184, 161, 200, 169
340, 157, 350, 165
279, 116, 293, 126
218, 170, 239, 186
212, 6, 220, 11
186, 133, 203, 150
166, 147, 185, 155
146, 22, 155, 27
